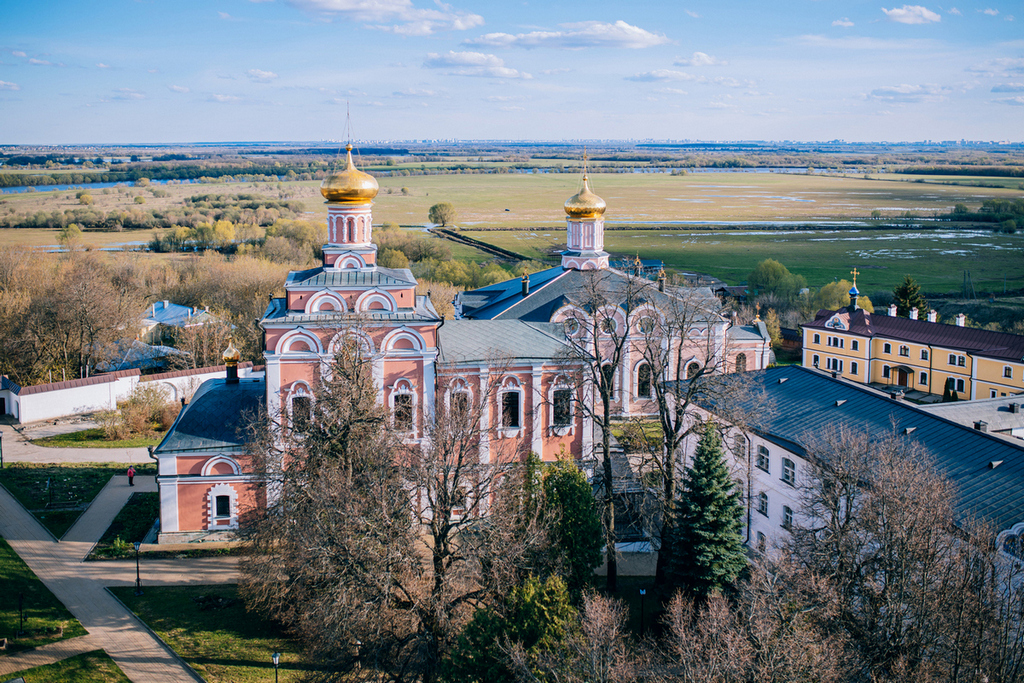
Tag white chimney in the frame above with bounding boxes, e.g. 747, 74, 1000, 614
927, 309, 937, 323
956, 313, 966, 327
888, 304, 897, 317
163, 300, 169, 309
909, 307, 919, 320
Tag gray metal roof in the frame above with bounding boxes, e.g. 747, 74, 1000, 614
719, 365, 1024, 532
920, 396, 1024, 435
729, 324, 768, 341
286, 266, 416, 288
437, 320, 570, 364
261, 295, 440, 325
154, 377, 265, 454
460, 265, 722, 324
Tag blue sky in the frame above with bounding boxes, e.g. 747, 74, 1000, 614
2, 0, 1022, 144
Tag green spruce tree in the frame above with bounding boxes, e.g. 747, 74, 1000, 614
666, 422, 746, 597
892, 275, 928, 318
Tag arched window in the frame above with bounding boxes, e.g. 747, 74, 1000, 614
292, 396, 311, 431
687, 362, 701, 380
600, 363, 616, 397
390, 380, 416, 434
735, 353, 747, 373
499, 377, 523, 431
637, 363, 652, 398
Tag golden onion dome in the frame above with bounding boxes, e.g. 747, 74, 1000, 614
564, 175, 606, 218
222, 336, 241, 364
320, 144, 379, 203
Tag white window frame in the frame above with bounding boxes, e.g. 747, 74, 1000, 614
851, 361, 859, 376
206, 483, 238, 530
851, 340, 859, 351
634, 362, 653, 399
549, 377, 574, 436
781, 458, 796, 486
920, 371, 928, 386
389, 379, 417, 435
756, 445, 770, 473
757, 492, 769, 517
883, 343, 892, 354
287, 382, 313, 432
782, 505, 793, 529
1005, 366, 1013, 379
955, 378, 965, 392
498, 376, 524, 437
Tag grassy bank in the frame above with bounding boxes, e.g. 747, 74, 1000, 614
89, 492, 159, 560
109, 584, 312, 683
0, 462, 155, 538
4, 650, 131, 683
30, 427, 163, 449
0, 537, 87, 651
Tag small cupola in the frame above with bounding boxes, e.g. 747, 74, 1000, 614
223, 336, 241, 384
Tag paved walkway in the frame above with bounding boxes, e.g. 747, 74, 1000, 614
0, 635, 100, 678
0, 472, 239, 682
1, 423, 150, 465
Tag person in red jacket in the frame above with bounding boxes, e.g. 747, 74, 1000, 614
127, 465, 136, 487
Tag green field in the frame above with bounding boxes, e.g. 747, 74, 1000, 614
461, 226, 1024, 295
5, 650, 131, 683
110, 584, 312, 683
0, 537, 87, 651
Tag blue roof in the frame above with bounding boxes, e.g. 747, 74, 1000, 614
142, 301, 219, 328
155, 377, 265, 454
718, 365, 1024, 532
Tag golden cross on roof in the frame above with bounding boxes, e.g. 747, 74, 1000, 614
755, 303, 761, 322
850, 267, 859, 286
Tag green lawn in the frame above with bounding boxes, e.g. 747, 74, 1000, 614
0, 537, 87, 651
5, 650, 131, 683
0, 463, 155, 538
109, 585, 313, 683
30, 427, 163, 449
89, 492, 159, 560
462, 226, 1024, 296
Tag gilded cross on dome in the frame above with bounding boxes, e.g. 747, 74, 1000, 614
850, 268, 859, 287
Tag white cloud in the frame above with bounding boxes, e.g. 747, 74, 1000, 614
715, 77, 754, 88
168, 85, 190, 93
286, 0, 483, 35
218, 11, 233, 19
794, 34, 931, 49
393, 88, 436, 96
29, 58, 51, 65
657, 87, 689, 95
211, 94, 241, 102
685, 10, 700, 18
948, 7, 962, 14
882, 5, 941, 24
967, 57, 1024, 76
1006, 14, 1015, 21
832, 17, 854, 27
995, 96, 1024, 105
540, 67, 572, 75
11, 51, 26, 58
868, 83, 946, 102
112, 88, 145, 100
982, 8, 999, 15
423, 51, 531, 78
96, 63, 111, 69
464, 20, 669, 49
626, 69, 700, 82
247, 69, 279, 82
0, 81, 21, 91
675, 51, 724, 66
992, 83, 1024, 92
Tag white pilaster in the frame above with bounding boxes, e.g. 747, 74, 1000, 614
531, 366, 544, 457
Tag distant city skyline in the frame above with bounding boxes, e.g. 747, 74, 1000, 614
2, 0, 1021, 144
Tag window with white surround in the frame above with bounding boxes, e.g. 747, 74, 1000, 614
851, 361, 859, 375
756, 532, 766, 552
826, 357, 843, 372
636, 363, 652, 398
920, 372, 928, 386
956, 378, 965, 392
215, 495, 230, 518
813, 333, 820, 344
851, 339, 859, 351
949, 353, 957, 365
758, 492, 769, 516
884, 343, 892, 354
757, 445, 770, 472
782, 458, 795, 485
390, 380, 416, 434
206, 484, 238, 530
899, 345, 910, 357
921, 350, 929, 361
992, 389, 998, 398
499, 377, 523, 431
883, 366, 891, 379
958, 356, 966, 368
782, 506, 793, 529
1005, 366, 1013, 379
827, 336, 844, 348
812, 354, 820, 367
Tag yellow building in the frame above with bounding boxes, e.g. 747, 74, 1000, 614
802, 284, 1024, 400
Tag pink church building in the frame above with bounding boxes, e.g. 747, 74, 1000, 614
154, 152, 770, 543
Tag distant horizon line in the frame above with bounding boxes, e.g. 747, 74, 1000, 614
4, 138, 1023, 149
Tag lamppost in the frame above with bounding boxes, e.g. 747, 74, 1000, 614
272, 652, 280, 683
639, 588, 647, 637
133, 542, 143, 596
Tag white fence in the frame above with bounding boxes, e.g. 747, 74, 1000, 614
0, 363, 261, 424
